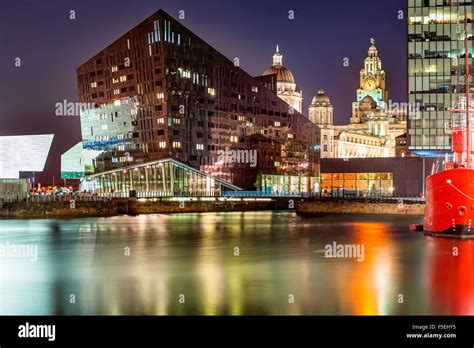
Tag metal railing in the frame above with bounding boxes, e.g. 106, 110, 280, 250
222, 191, 318, 198
2, 191, 424, 204
29, 194, 110, 203
223, 190, 425, 203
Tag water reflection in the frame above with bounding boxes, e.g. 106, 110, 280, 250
425, 238, 474, 315
1, 212, 474, 315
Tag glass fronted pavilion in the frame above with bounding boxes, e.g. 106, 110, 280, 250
320, 172, 394, 197
82, 158, 241, 197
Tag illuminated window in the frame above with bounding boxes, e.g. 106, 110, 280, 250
120, 75, 127, 82
112, 66, 118, 72
238, 116, 246, 122
173, 118, 181, 124
252, 86, 258, 92
287, 133, 293, 139
196, 144, 204, 150
178, 68, 191, 78
230, 135, 238, 143
157, 118, 165, 124
274, 121, 281, 127
113, 89, 120, 95
157, 92, 165, 99
192, 73, 199, 84
112, 78, 119, 84
208, 88, 216, 96
173, 141, 181, 148
159, 141, 166, 148
91, 82, 97, 88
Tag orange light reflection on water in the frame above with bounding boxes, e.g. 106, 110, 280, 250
347, 222, 395, 315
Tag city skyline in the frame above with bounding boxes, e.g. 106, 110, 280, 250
4, 1, 474, 336
0, 0, 407, 184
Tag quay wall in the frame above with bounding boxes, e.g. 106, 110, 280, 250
0, 198, 294, 218
0, 200, 119, 218
0, 198, 425, 218
296, 200, 425, 216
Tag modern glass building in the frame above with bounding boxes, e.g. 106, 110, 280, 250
320, 157, 435, 197
83, 158, 241, 197
408, 0, 473, 153
320, 173, 394, 196
261, 174, 319, 194
63, 9, 320, 191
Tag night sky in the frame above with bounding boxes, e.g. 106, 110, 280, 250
0, 0, 407, 184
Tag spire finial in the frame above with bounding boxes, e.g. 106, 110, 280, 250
370, 37, 375, 46
272, 45, 282, 66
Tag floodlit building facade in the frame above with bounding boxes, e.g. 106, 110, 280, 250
310, 41, 406, 159
262, 46, 303, 113
63, 9, 320, 192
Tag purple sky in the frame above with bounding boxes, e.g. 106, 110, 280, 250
0, 0, 407, 184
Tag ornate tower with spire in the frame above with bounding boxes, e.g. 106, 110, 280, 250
262, 46, 303, 113
350, 39, 388, 124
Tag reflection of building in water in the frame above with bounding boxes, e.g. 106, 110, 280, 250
347, 222, 394, 315
310, 41, 407, 159
426, 239, 474, 315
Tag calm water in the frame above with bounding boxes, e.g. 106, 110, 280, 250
0, 211, 473, 315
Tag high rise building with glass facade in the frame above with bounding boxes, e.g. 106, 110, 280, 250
63, 9, 320, 191
408, 0, 473, 154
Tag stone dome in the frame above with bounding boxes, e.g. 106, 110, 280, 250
310, 90, 331, 107
262, 45, 296, 84
263, 65, 295, 84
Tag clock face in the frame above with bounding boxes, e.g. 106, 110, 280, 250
363, 78, 377, 91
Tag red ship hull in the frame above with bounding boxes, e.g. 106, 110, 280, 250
424, 168, 474, 238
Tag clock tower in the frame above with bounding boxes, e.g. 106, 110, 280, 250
350, 39, 388, 124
